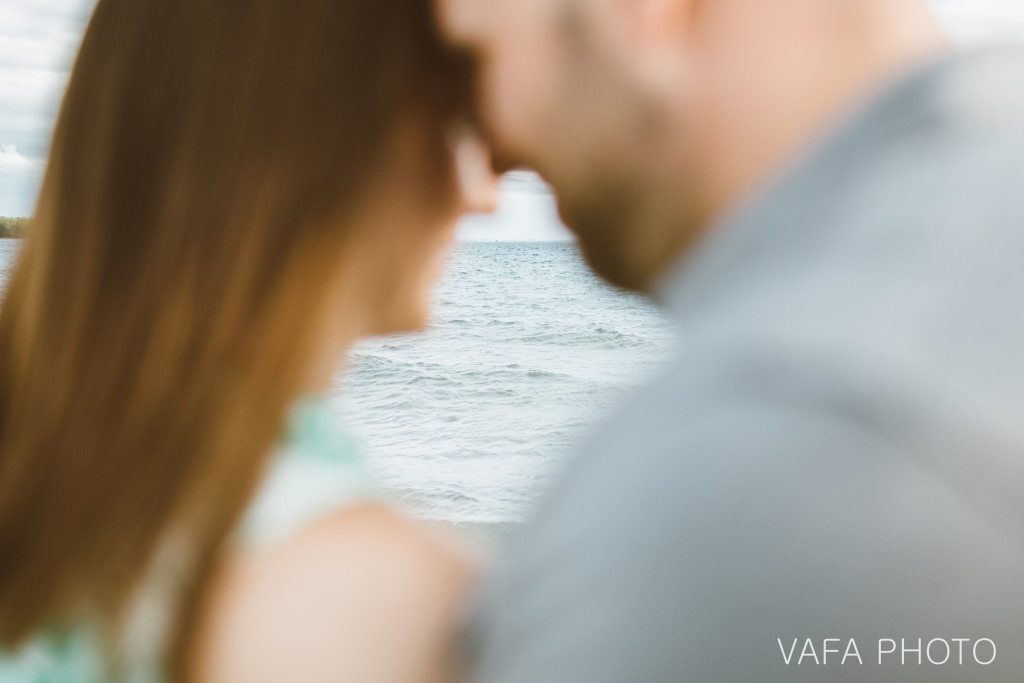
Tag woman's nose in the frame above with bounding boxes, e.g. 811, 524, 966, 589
454, 129, 499, 214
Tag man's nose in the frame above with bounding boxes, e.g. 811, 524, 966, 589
455, 130, 499, 214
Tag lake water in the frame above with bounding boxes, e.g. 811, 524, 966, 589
0, 240, 674, 526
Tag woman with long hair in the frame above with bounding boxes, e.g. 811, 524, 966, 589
0, 0, 497, 680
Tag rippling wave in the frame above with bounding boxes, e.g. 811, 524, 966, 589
335, 242, 674, 524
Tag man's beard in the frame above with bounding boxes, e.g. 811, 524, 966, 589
556, 175, 652, 293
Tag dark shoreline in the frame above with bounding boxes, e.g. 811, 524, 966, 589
0, 218, 29, 240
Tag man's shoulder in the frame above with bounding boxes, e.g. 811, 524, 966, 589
927, 45, 1024, 127
535, 310, 1024, 551
472, 344, 1024, 681
531, 347, 863, 527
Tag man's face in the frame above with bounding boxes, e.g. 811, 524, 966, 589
437, 0, 679, 291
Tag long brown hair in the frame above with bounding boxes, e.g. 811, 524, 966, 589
0, 0, 468, 673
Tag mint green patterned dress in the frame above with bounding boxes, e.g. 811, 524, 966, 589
0, 396, 377, 683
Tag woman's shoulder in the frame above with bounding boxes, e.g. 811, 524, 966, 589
191, 503, 475, 683
192, 398, 476, 682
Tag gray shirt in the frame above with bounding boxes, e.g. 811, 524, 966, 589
465, 47, 1024, 682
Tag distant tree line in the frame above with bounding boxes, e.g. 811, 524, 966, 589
0, 217, 29, 238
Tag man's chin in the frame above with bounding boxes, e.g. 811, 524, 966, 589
577, 238, 649, 293
558, 199, 649, 294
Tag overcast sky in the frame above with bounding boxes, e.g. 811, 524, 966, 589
2, 1, 1024, 240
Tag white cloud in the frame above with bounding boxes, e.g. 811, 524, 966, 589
0, 0, 92, 215
0, 144, 43, 172
0, 144, 44, 216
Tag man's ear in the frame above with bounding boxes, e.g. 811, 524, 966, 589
617, 0, 698, 87
628, 0, 696, 44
